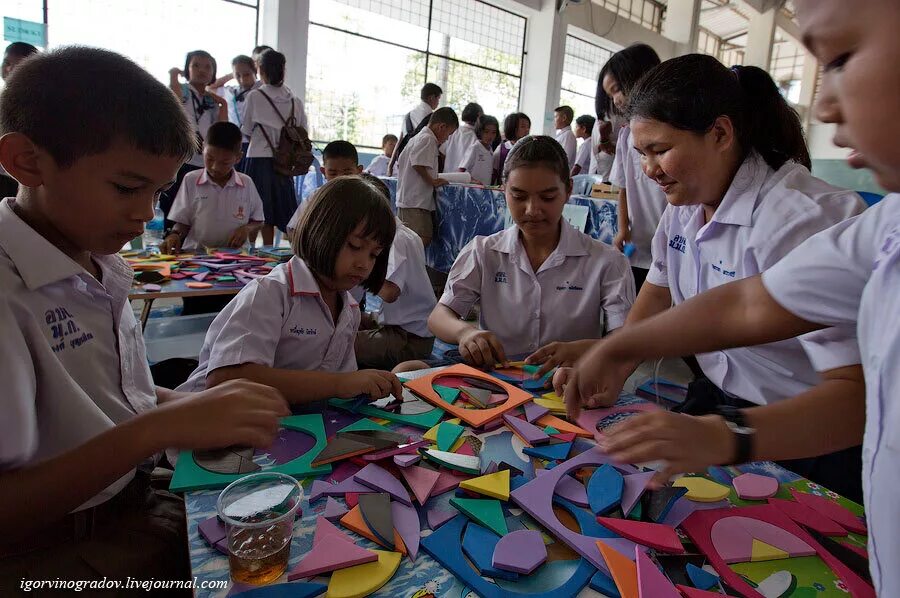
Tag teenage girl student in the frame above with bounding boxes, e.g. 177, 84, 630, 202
209, 55, 261, 153
429, 136, 634, 368
178, 177, 403, 403
162, 50, 227, 223
459, 115, 499, 186
492, 112, 531, 186
561, 53, 867, 501
241, 49, 308, 245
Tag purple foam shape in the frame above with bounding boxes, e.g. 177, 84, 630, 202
393, 453, 421, 468
502, 414, 551, 446
536, 470, 588, 507
327, 476, 371, 496
491, 529, 547, 574
483, 461, 499, 475
523, 401, 551, 423
259, 428, 317, 465
427, 508, 456, 530
198, 515, 227, 547
353, 463, 412, 506
660, 496, 731, 528
214, 537, 229, 555
323, 496, 348, 520
391, 500, 421, 561
621, 471, 656, 516
309, 480, 332, 504
142, 283, 162, 292
192, 271, 209, 282
482, 418, 505, 431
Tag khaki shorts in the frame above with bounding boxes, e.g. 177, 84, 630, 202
356, 325, 435, 370
397, 207, 435, 247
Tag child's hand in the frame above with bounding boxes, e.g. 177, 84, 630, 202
552, 367, 572, 396
564, 342, 637, 418
161, 233, 182, 255
227, 225, 250, 248
169, 67, 183, 77
614, 227, 631, 252
152, 379, 290, 450
524, 341, 587, 377
458, 329, 507, 368
337, 370, 404, 400
432, 177, 449, 188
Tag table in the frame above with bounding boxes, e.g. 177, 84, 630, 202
129, 279, 241, 329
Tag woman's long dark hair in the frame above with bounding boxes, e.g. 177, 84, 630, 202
594, 43, 661, 121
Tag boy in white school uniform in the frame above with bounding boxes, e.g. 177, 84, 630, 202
442, 102, 482, 172
553, 105, 577, 169
0, 47, 288, 589
571, 114, 595, 176
163, 122, 263, 253
395, 107, 458, 247
365, 134, 397, 177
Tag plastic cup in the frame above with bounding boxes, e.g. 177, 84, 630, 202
216, 472, 302, 585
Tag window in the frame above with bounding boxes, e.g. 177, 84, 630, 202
559, 34, 612, 120
696, 27, 744, 67
595, 0, 665, 33
770, 31, 805, 104
307, 0, 526, 151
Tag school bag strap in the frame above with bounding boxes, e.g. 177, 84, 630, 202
253, 90, 314, 177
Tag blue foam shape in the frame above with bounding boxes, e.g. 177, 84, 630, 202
522, 442, 573, 462
589, 569, 621, 597
687, 563, 720, 591
231, 582, 327, 598
510, 475, 529, 491
586, 464, 624, 516
462, 521, 519, 581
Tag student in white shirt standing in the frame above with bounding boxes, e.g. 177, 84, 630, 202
493, 112, 531, 186
553, 105, 577, 169
0, 42, 39, 199
571, 114, 595, 177
388, 83, 442, 176
561, 54, 867, 502
365, 134, 397, 177
442, 102, 482, 172
208, 55, 261, 160
459, 115, 499, 186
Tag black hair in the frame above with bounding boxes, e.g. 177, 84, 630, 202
292, 176, 396, 293
429, 107, 459, 128
259, 49, 286, 86
4, 42, 39, 60
231, 54, 256, 73
502, 135, 573, 191
323, 140, 359, 163
554, 105, 575, 124
420, 83, 443, 101
1, 46, 194, 169
205, 121, 243, 153
627, 54, 811, 171
575, 114, 596, 132
460, 102, 484, 125
502, 112, 530, 142
252, 45, 273, 58
595, 43, 660, 120
381, 134, 398, 146
183, 50, 217, 85
475, 115, 499, 139
359, 172, 391, 200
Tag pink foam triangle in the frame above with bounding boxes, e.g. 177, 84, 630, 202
455, 441, 476, 457
621, 471, 655, 517
323, 496, 348, 520
523, 401, 550, 423
597, 517, 684, 554
431, 470, 464, 496
427, 508, 456, 530
636, 547, 680, 598
312, 515, 352, 546
789, 488, 866, 535
286, 534, 377, 580
400, 465, 441, 505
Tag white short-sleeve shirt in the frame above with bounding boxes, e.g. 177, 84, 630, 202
219, 81, 261, 130
181, 84, 220, 167
492, 140, 515, 182
574, 138, 591, 174
168, 169, 264, 250
647, 152, 865, 405
396, 127, 440, 211
365, 155, 390, 177
609, 125, 668, 269
241, 84, 308, 159
0, 199, 157, 511
377, 219, 435, 337
762, 196, 900, 596
439, 220, 635, 357
442, 123, 476, 173
459, 140, 493, 185
179, 257, 359, 392
555, 128, 577, 168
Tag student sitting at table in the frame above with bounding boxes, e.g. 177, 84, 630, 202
424, 136, 634, 369
364, 134, 397, 177
178, 177, 404, 405
571, 114, 595, 177
162, 121, 264, 253
0, 47, 289, 588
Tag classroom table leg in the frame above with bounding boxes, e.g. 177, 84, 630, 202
140, 298, 155, 330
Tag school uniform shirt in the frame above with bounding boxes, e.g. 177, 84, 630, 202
574, 138, 591, 174
459, 140, 493, 185
179, 256, 360, 393
241, 84, 308, 159
761, 196, 900, 596
440, 220, 635, 356
0, 198, 157, 511
647, 152, 865, 406
168, 168, 264, 250
555, 127, 577, 168
377, 219, 435, 337
609, 125, 669, 269
400, 101, 433, 138
365, 154, 390, 177
396, 126, 440, 211
442, 123, 476, 173
181, 84, 220, 167
220, 81, 261, 129
492, 140, 515, 180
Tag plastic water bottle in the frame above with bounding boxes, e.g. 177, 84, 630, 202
143, 201, 165, 248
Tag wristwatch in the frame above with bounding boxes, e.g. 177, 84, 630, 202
717, 406, 755, 465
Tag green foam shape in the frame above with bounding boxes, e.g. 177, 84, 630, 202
436, 422, 465, 452
329, 397, 445, 430
543, 426, 560, 435
450, 497, 509, 537
435, 385, 461, 404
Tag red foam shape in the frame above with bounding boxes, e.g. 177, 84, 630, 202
767, 498, 848, 537
597, 517, 685, 554
789, 488, 867, 535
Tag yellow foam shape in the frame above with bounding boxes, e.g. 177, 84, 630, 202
533, 398, 567, 414
450, 436, 466, 452
541, 391, 564, 402
750, 538, 790, 562
326, 550, 401, 598
673, 477, 731, 502
459, 469, 510, 501
424, 418, 461, 442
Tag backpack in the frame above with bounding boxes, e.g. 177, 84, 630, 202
388, 113, 431, 176
255, 90, 314, 177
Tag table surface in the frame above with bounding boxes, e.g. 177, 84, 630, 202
183, 368, 868, 598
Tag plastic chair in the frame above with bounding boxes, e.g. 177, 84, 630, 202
857, 191, 884, 207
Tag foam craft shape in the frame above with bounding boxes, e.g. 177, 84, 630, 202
339, 505, 407, 555
328, 476, 372, 496
789, 488, 867, 535
533, 398, 567, 414
454, 438, 475, 456
326, 550, 401, 598
427, 508, 456, 530
391, 500, 420, 561
621, 471, 655, 518
646, 487, 689, 523
805, 528, 871, 582
659, 496, 728, 528
358, 493, 395, 550
635, 548, 680, 598
523, 401, 550, 423
710, 515, 815, 563
459, 385, 492, 407
421, 515, 595, 598
310, 436, 377, 466
309, 480, 331, 503
552, 432, 577, 443
421, 448, 480, 475
353, 463, 412, 506
576, 402, 661, 441
676, 586, 726, 598
458, 469, 510, 501
680, 505, 874, 598
534, 414, 592, 437
185, 281, 213, 288
597, 518, 684, 554
323, 497, 348, 520
462, 521, 519, 581
400, 465, 440, 505
393, 453, 420, 468
286, 534, 377, 579
328, 393, 445, 431
732, 473, 779, 501
403, 364, 534, 427
449, 497, 509, 537
543, 426, 560, 435
587, 464, 624, 515
766, 498, 848, 537
436, 421, 465, 452
434, 385, 460, 404
749, 538, 789, 562
503, 414, 551, 446
312, 513, 349, 547
170, 414, 329, 491
230, 582, 327, 598
756, 571, 796, 597
683, 563, 717, 591
491, 529, 547, 574
673, 477, 731, 503
551, 473, 588, 507
431, 469, 464, 495
598, 541, 639, 598
522, 441, 572, 462
590, 570, 622, 597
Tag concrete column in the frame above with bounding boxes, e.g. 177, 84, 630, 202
662, 0, 701, 49
519, 0, 567, 135
743, 7, 776, 69
258, 0, 309, 102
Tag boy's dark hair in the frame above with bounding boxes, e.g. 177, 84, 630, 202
554, 105, 575, 124
183, 50, 217, 85
595, 43, 660, 120
502, 112, 531, 142
323, 140, 358, 164
359, 172, 392, 200
292, 177, 396, 293
231, 54, 256, 73
0, 46, 194, 169
252, 45, 273, 57
205, 121, 243, 153
429, 107, 459, 129
502, 135, 572, 191
460, 102, 484, 125
259, 49, 286, 86
575, 114, 596, 132
381, 134, 398, 146
4, 42, 38, 60
420, 82, 443, 101
628, 54, 811, 171
475, 115, 499, 139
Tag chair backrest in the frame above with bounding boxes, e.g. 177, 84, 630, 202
857, 191, 884, 207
